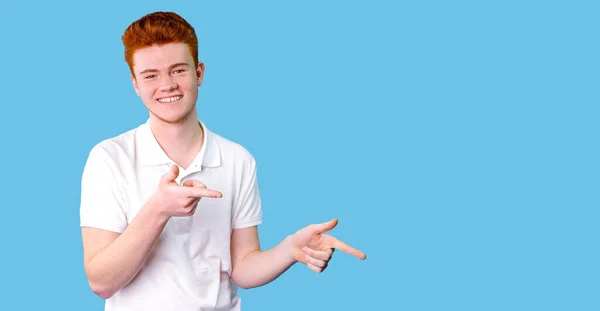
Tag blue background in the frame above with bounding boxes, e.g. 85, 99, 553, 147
0, 0, 598, 310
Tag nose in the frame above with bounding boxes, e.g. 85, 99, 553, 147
159, 78, 178, 92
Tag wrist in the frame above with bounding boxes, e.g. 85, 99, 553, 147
284, 235, 299, 263
143, 197, 171, 224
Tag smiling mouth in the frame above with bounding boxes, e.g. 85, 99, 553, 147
157, 95, 182, 103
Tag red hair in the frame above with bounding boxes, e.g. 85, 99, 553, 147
122, 12, 199, 76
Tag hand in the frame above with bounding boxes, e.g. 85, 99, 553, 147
290, 218, 366, 273
149, 164, 222, 218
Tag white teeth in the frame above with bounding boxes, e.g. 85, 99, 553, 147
158, 96, 182, 103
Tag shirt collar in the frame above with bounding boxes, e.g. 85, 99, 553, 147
136, 118, 221, 168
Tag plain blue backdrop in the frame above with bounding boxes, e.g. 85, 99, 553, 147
0, 0, 598, 310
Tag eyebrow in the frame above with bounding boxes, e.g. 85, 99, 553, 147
138, 63, 191, 76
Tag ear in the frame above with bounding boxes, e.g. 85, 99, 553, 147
131, 74, 140, 96
196, 62, 205, 86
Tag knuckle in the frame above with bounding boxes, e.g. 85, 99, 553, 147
184, 206, 195, 215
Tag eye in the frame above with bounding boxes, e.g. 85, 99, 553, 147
173, 69, 186, 74
144, 74, 157, 79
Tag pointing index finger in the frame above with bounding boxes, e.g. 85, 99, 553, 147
182, 179, 206, 188
324, 234, 367, 260
183, 185, 222, 199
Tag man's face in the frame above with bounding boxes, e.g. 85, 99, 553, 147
131, 42, 204, 124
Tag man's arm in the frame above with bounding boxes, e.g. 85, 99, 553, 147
82, 165, 222, 299
230, 226, 296, 289
82, 205, 169, 299
230, 219, 366, 289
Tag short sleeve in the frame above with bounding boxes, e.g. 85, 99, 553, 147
233, 155, 263, 228
80, 145, 128, 233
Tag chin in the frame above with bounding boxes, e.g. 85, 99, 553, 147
151, 109, 196, 124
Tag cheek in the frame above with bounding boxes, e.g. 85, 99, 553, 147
177, 76, 198, 90
142, 89, 154, 99
138, 84, 156, 100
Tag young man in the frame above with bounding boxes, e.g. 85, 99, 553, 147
80, 11, 366, 311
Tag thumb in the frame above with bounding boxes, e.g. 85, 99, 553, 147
161, 164, 179, 184
313, 218, 338, 233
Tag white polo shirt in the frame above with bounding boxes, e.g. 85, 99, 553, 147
80, 119, 262, 311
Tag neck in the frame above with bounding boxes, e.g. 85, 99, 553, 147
149, 112, 204, 170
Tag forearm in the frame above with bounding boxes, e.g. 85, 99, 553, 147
86, 203, 169, 298
231, 236, 297, 289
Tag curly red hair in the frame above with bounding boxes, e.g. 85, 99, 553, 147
122, 12, 199, 76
